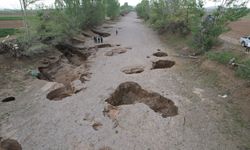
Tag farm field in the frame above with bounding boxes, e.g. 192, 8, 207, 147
0, 13, 24, 37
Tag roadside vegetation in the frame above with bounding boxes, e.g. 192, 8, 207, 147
136, 0, 249, 53
0, 0, 133, 57
0, 28, 18, 37
136, 0, 250, 80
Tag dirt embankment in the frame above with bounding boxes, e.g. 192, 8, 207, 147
220, 18, 250, 46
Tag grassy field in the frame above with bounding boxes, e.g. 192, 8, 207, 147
0, 16, 23, 21
0, 28, 18, 37
0, 11, 24, 37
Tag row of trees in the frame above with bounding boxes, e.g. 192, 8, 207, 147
136, 0, 249, 53
17, 0, 122, 53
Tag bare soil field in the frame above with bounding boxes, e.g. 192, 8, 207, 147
220, 18, 250, 45
0, 20, 23, 29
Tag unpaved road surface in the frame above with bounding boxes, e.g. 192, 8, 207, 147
1, 13, 249, 150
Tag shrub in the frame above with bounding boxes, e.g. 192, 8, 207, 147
206, 51, 238, 64
236, 59, 250, 80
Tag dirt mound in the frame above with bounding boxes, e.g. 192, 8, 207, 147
152, 60, 175, 69
153, 52, 168, 57
0, 139, 22, 150
121, 66, 144, 74
105, 48, 127, 56
105, 82, 178, 118
1, 97, 15, 103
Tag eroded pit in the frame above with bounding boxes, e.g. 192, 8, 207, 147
46, 87, 72, 101
152, 60, 175, 69
105, 82, 178, 118
0, 139, 22, 150
1, 97, 15, 103
121, 66, 144, 74
153, 52, 168, 57
37, 43, 91, 101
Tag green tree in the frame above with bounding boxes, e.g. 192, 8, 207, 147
106, 0, 120, 19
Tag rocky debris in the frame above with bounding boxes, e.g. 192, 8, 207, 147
36, 48, 90, 101
91, 29, 111, 37
41, 82, 64, 93
0, 139, 22, 150
152, 60, 175, 69
103, 105, 120, 120
0, 39, 21, 57
121, 66, 144, 74
71, 80, 86, 93
105, 48, 127, 56
92, 122, 103, 131
105, 82, 178, 118
153, 52, 168, 57
46, 79, 86, 101
1, 97, 15, 103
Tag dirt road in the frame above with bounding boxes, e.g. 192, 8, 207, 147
0, 12, 249, 150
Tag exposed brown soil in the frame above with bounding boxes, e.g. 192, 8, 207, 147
152, 60, 175, 69
38, 43, 91, 101
220, 19, 250, 45
121, 66, 144, 74
1, 97, 15, 103
105, 82, 178, 118
91, 29, 111, 37
153, 52, 168, 57
0, 20, 23, 28
96, 44, 112, 48
0, 139, 22, 150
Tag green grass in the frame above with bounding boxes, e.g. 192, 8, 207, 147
0, 28, 18, 37
0, 16, 23, 21
206, 51, 238, 64
236, 59, 250, 80
206, 51, 250, 80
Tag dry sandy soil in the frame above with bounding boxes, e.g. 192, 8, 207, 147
0, 12, 250, 150
0, 20, 23, 29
